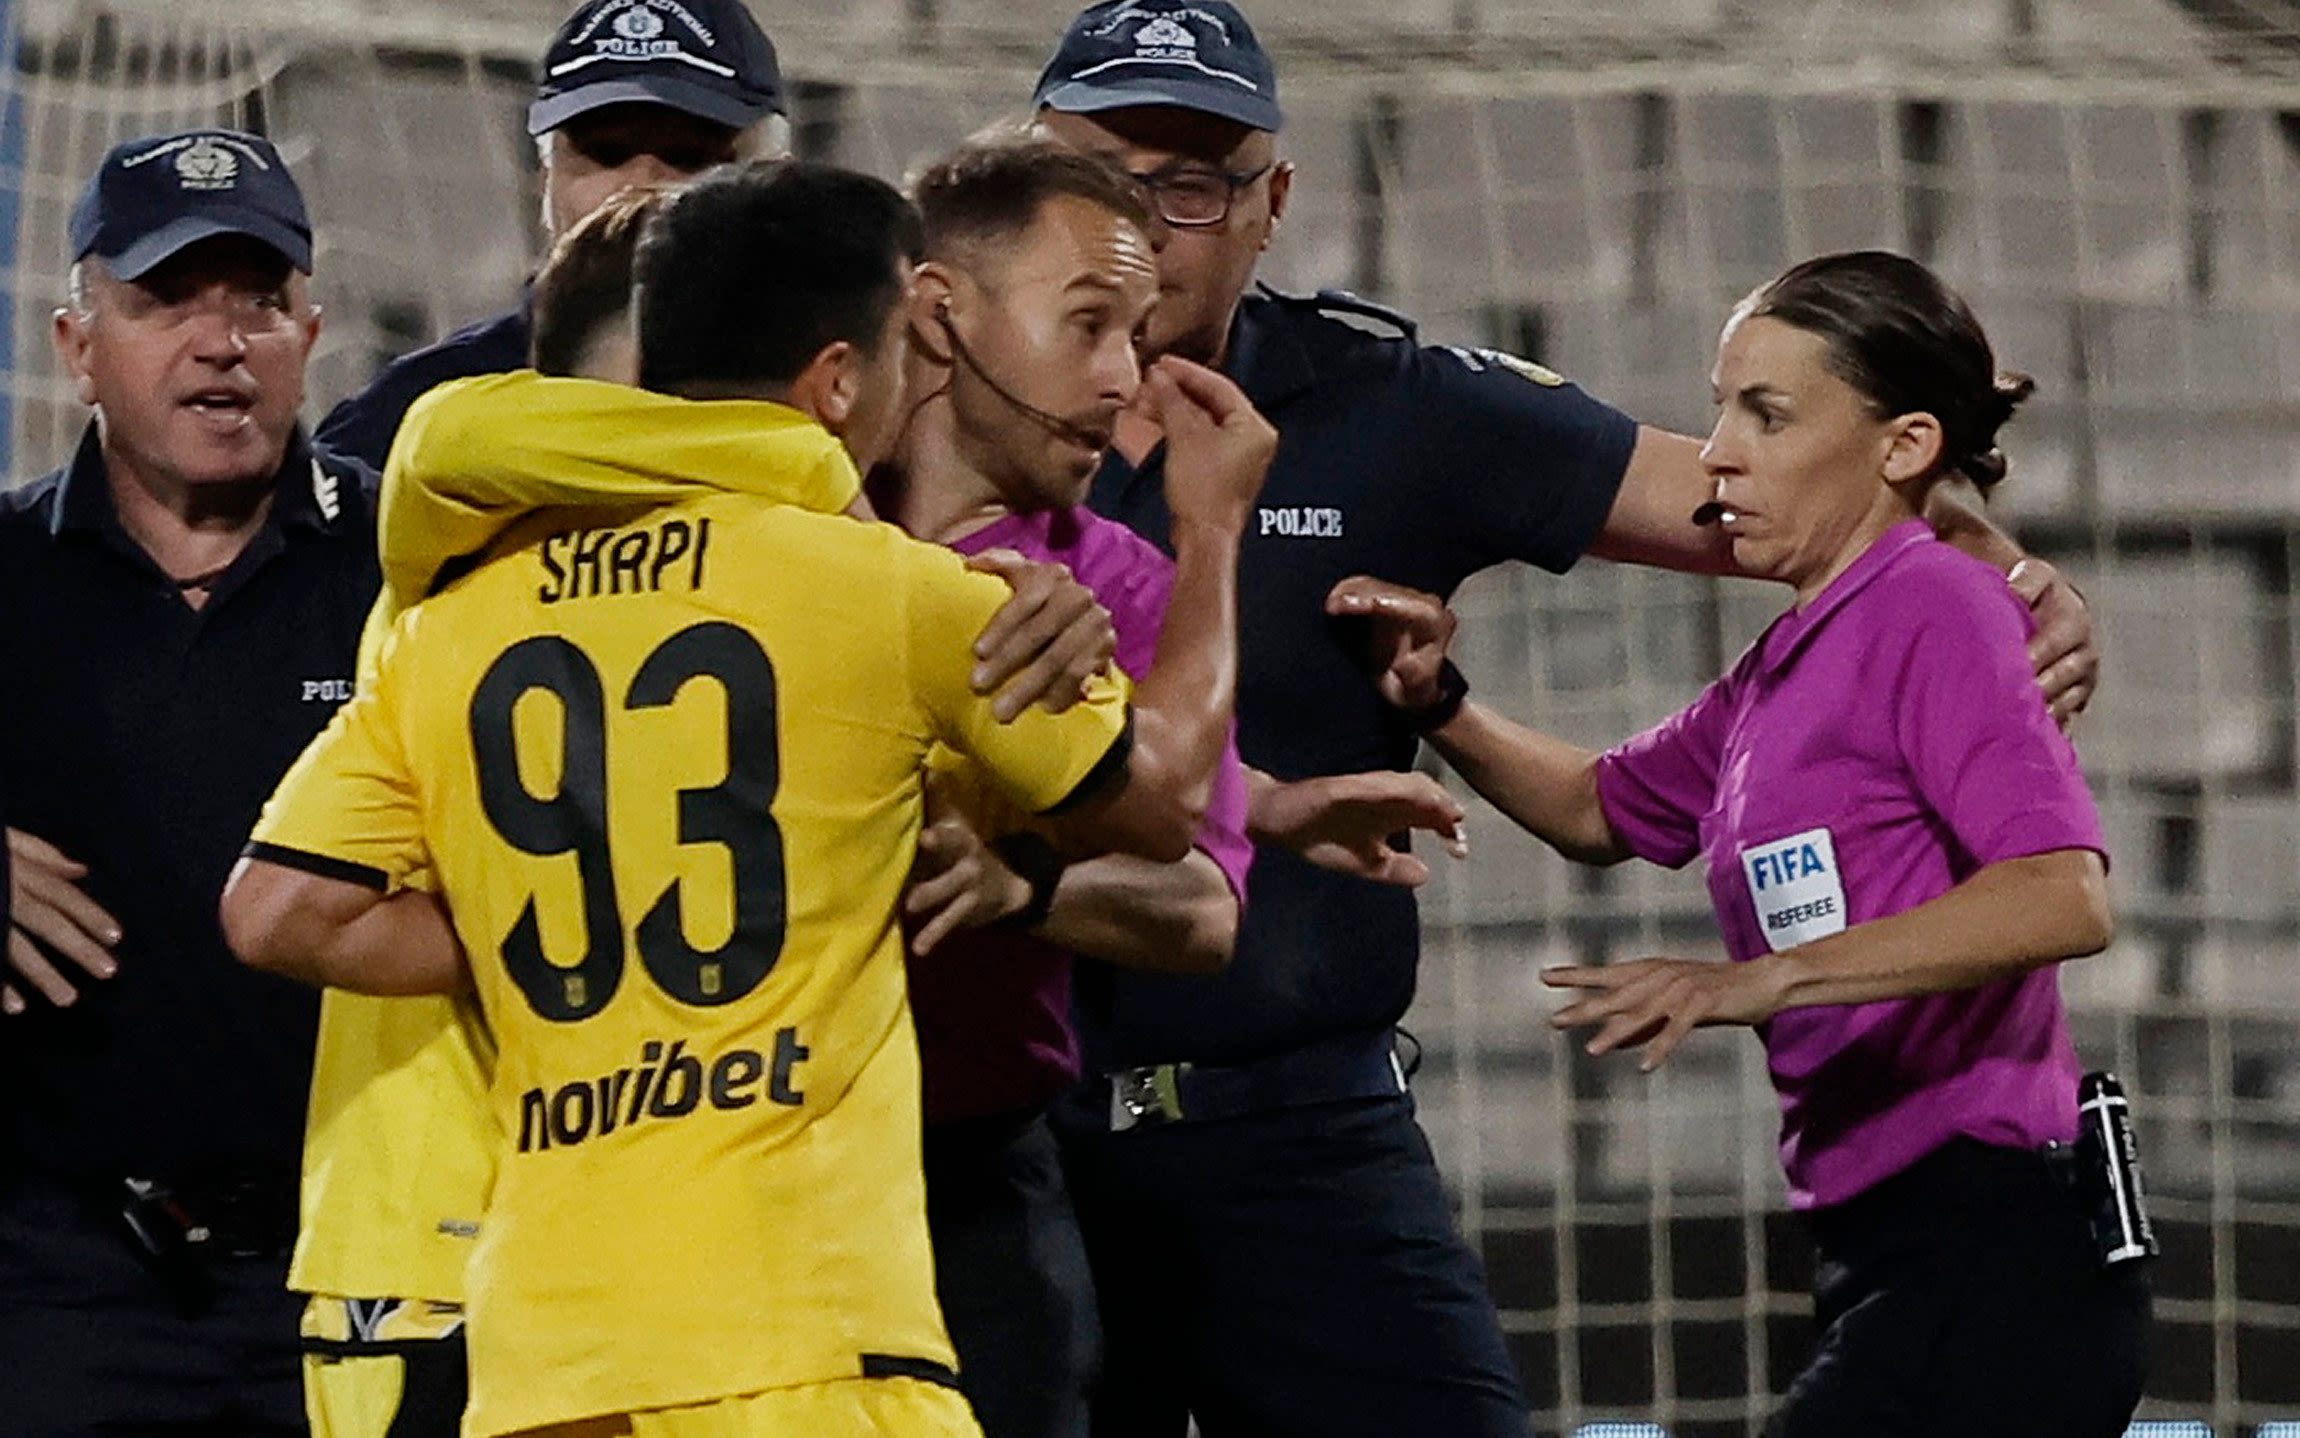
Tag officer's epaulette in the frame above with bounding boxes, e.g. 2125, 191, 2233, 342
1259, 284, 1417, 341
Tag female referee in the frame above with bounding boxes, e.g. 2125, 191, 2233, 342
1329, 250, 2150, 1437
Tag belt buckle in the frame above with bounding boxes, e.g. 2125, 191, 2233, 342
120, 1177, 212, 1258
1108, 1064, 1187, 1132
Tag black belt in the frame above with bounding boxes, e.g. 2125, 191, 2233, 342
1076, 1030, 1408, 1132
1803, 1139, 2070, 1261
1, 1169, 297, 1316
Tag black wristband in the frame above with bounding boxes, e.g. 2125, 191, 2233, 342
1397, 659, 1469, 734
989, 832, 1068, 932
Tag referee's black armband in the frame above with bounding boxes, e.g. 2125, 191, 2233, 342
1397, 660, 1469, 734
989, 833, 1068, 932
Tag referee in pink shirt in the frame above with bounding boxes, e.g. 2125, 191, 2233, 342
1332, 250, 2151, 1436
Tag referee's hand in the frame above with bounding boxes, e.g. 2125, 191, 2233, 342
1145, 356, 1275, 535
1250, 769, 1469, 888
1324, 576, 1457, 710
4, 828, 122, 1016
1544, 955, 1789, 1072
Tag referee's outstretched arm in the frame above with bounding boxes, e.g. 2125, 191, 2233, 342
1328, 576, 1624, 867
1542, 849, 2109, 1071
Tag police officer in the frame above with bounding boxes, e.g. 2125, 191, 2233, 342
0, 129, 376, 1435
1027, 4, 2105, 1435
314, 0, 786, 469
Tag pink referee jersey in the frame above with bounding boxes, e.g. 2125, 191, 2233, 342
909, 505, 1254, 1125
1594, 519, 2108, 1209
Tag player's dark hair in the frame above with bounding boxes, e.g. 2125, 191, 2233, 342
910, 132, 1154, 262
529, 184, 664, 377
1748, 250, 2034, 490
634, 159, 924, 395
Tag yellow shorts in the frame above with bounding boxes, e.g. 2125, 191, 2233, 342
302, 1295, 468, 1438
506, 1376, 981, 1438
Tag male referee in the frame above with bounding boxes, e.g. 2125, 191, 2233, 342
1024, 4, 2107, 1436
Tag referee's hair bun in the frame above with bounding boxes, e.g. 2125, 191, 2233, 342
1963, 447, 2011, 488
1985, 370, 2037, 431
1964, 370, 2035, 491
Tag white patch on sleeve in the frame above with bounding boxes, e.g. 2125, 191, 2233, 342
1740, 827, 1847, 953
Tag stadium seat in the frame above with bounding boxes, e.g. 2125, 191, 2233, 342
2058, 551, 2280, 781
268, 58, 532, 390
2200, 794, 2300, 926
1256, 98, 1357, 295
1476, 0, 1727, 45
833, 83, 1013, 188
2190, 936, 2300, 1016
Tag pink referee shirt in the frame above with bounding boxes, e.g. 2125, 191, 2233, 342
1595, 520, 2107, 1209
908, 506, 1254, 1125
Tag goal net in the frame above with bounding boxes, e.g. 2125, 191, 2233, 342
2, 2, 2295, 1434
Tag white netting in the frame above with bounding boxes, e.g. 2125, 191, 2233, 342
3, 2, 2297, 1434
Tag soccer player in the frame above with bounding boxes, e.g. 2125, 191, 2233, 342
220, 159, 1275, 1438
1337, 251, 2150, 1438
292, 184, 1135, 1438
1022, 3, 2108, 1434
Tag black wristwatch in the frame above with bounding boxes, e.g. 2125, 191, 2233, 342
990, 832, 1068, 932
1396, 659, 1469, 734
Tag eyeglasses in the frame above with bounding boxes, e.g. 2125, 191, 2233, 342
1128, 162, 1275, 228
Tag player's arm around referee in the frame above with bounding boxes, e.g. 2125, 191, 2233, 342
1339, 251, 2150, 1438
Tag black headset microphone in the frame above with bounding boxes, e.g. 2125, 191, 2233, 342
933, 305, 1111, 451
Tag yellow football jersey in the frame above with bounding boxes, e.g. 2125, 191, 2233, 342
365, 372, 865, 661
251, 492, 1130, 1438
296, 374, 865, 1308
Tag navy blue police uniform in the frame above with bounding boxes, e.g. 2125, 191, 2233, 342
1059, 284, 1638, 1438
0, 428, 378, 1435
315, 304, 532, 471
0, 125, 380, 1438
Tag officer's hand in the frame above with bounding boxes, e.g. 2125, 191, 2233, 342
5, 828, 121, 1013
1252, 770, 1468, 888
1144, 357, 1276, 535
903, 797, 1030, 957
1324, 577, 1458, 709
2009, 558, 2098, 728
1544, 955, 1792, 1072
964, 550, 1119, 723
